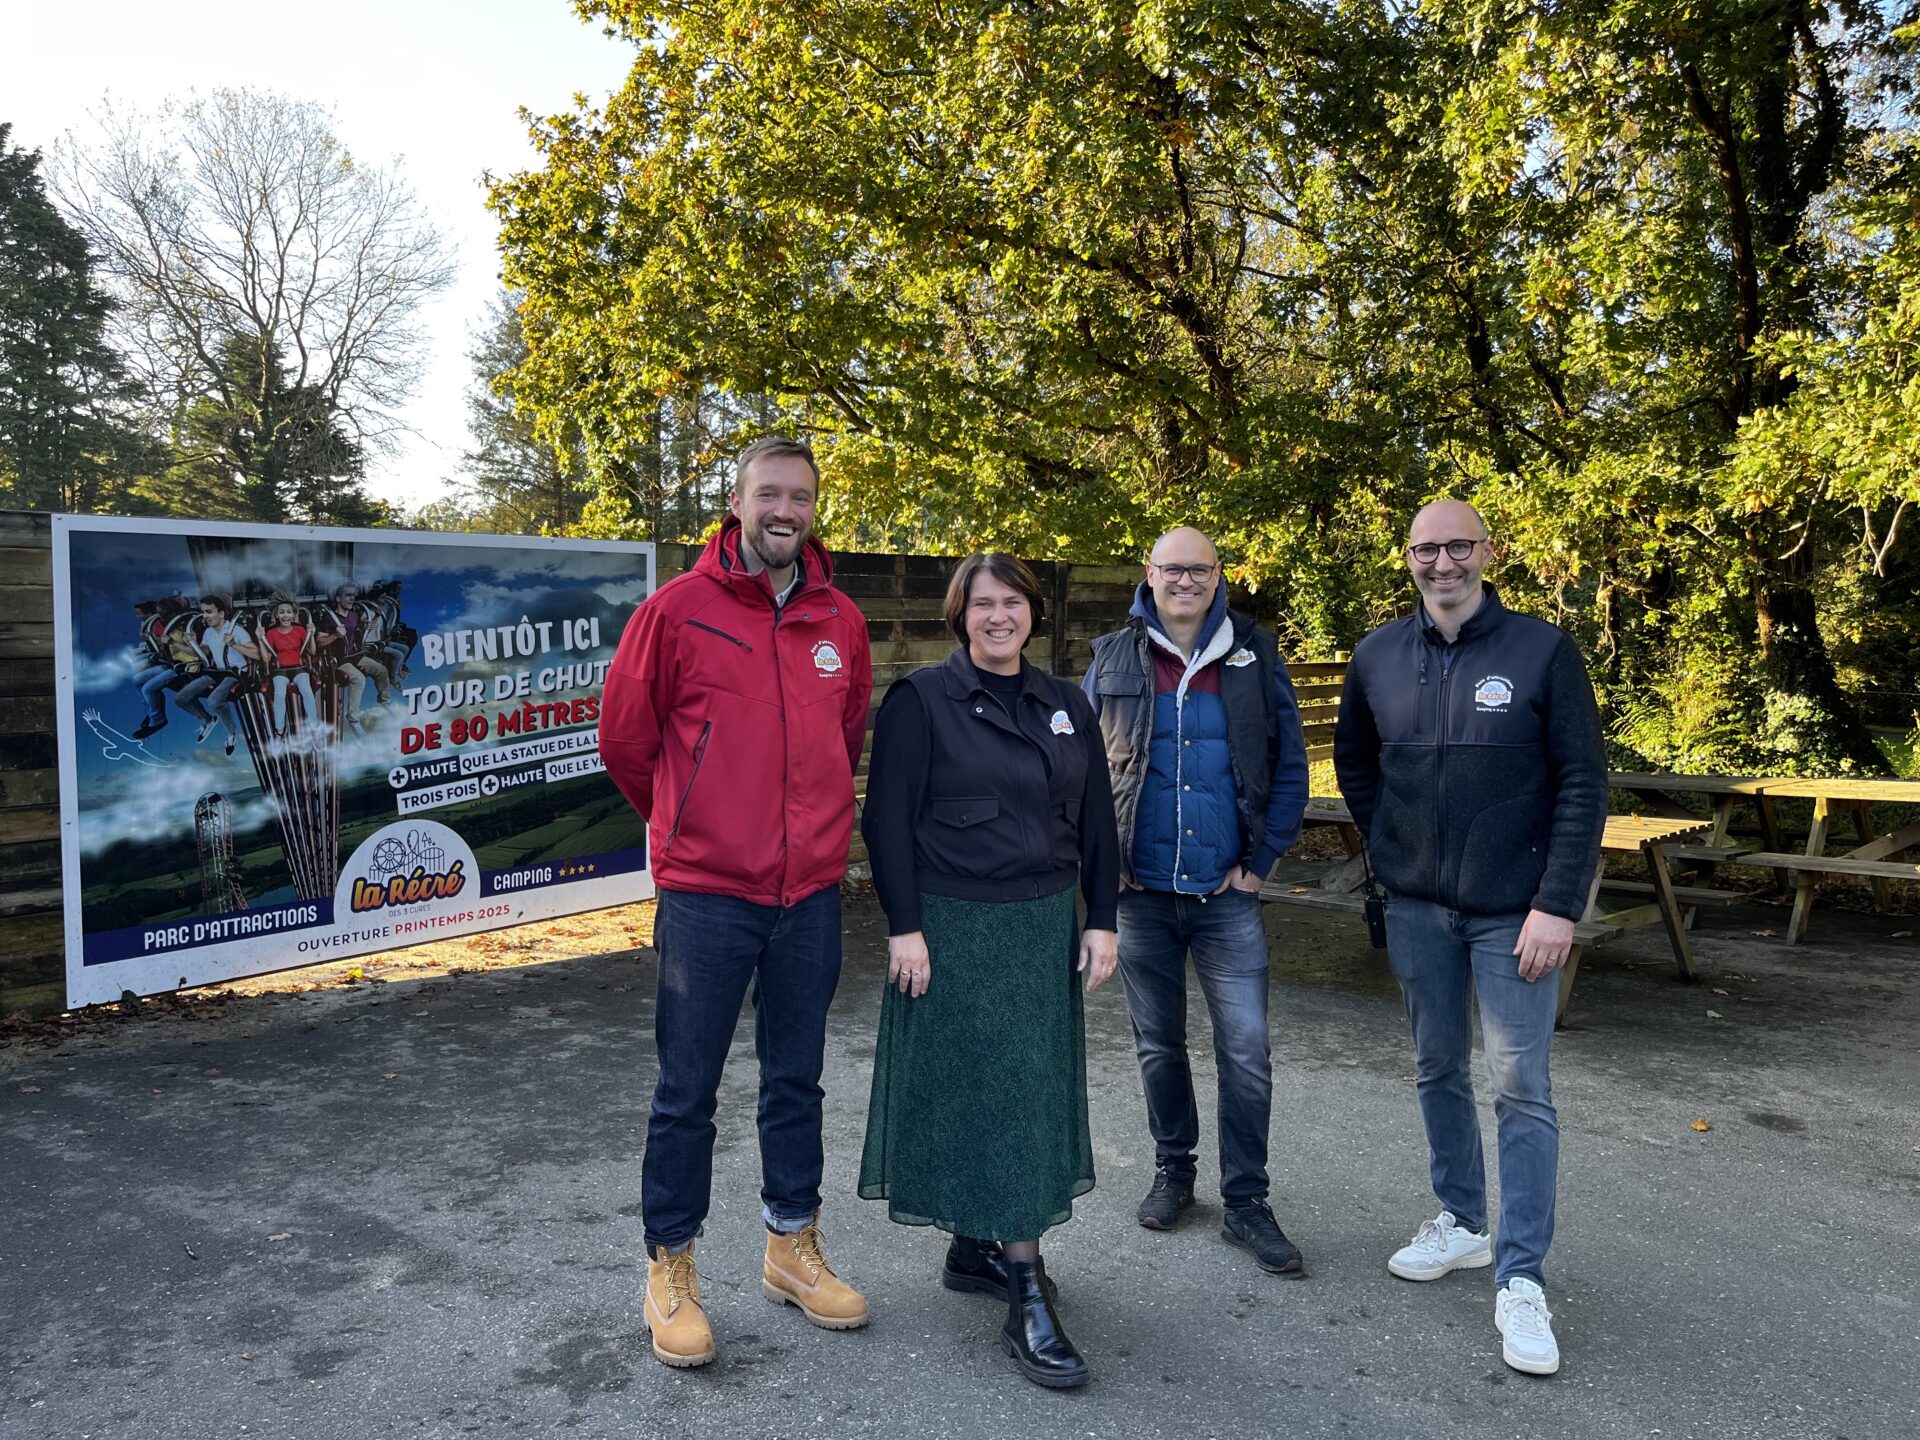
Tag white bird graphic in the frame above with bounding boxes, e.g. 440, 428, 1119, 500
81, 709, 172, 768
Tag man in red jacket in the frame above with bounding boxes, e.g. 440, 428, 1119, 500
600, 436, 875, 1369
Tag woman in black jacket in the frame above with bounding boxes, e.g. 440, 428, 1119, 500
858, 552, 1120, 1389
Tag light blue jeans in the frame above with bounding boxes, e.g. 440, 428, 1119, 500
174, 674, 239, 739
134, 664, 174, 724
1385, 895, 1558, 1287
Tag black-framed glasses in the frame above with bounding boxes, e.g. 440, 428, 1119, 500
1407, 539, 1482, 564
1150, 562, 1217, 584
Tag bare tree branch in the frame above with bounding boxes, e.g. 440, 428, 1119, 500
55, 88, 455, 472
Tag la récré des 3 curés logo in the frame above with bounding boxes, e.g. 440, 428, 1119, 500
350, 860, 468, 913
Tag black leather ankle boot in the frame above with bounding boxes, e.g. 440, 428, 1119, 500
943, 1235, 1009, 1299
945, 1237, 1057, 1303
1000, 1257, 1088, 1389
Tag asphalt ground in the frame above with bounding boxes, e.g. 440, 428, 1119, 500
3, 885, 1917, 1440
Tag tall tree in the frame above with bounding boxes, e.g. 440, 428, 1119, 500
459, 288, 588, 534
56, 89, 454, 522
457, 288, 786, 542
0, 123, 154, 511
1383, 0, 1906, 769
493, 3, 1391, 597
158, 332, 382, 527
496, 1, 1916, 771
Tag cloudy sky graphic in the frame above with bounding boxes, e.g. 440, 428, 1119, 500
62, 524, 651, 874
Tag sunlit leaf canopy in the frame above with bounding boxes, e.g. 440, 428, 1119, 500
492, 1, 1920, 773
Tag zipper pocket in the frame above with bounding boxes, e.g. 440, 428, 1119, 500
661, 721, 712, 856
686, 619, 753, 651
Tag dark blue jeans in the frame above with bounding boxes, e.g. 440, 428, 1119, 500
1385, 895, 1559, 1287
1116, 886, 1273, 1207
641, 885, 844, 1251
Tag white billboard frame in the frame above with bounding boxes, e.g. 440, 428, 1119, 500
52, 513, 655, 1008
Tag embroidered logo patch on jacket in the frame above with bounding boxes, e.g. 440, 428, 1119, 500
1050, 709, 1075, 735
1473, 675, 1514, 711
1226, 648, 1256, 667
812, 641, 844, 676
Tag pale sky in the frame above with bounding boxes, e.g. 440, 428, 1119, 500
13, 1, 636, 512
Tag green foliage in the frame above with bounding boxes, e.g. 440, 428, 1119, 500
0, 123, 157, 511
454, 288, 591, 535
137, 331, 383, 527
495, 1, 1920, 772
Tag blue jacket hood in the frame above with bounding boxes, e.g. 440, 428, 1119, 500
1129, 579, 1231, 651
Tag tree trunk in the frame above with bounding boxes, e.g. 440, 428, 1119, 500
1752, 548, 1888, 772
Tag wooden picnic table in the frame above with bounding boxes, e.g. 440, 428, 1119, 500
1608, 770, 1783, 851
1734, 777, 1920, 942
1275, 802, 1712, 1023
1610, 772, 1920, 942
1559, 815, 1713, 1021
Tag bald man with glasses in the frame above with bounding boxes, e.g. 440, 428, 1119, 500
1084, 527, 1310, 1276
1333, 499, 1606, 1377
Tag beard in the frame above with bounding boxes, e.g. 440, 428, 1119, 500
1416, 575, 1479, 611
742, 517, 808, 570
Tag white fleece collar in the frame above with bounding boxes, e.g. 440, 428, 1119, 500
1147, 616, 1238, 703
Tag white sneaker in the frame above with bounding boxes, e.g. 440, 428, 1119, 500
1387, 1210, 1494, 1281
1495, 1277, 1561, 1375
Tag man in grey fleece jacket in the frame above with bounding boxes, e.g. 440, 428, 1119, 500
1333, 499, 1607, 1379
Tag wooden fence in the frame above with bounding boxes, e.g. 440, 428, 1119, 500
0, 518, 1203, 1014
0, 510, 58, 1014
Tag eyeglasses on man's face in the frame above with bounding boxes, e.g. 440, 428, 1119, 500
1406, 539, 1483, 564
1150, 562, 1217, 585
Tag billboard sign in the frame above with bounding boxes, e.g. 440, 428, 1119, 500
51, 516, 654, 1007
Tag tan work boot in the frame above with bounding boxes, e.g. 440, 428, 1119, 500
762, 1216, 871, 1329
644, 1244, 716, 1367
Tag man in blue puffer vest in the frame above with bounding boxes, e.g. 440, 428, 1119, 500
1084, 527, 1311, 1274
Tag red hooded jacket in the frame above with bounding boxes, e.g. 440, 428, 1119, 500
599, 518, 873, 906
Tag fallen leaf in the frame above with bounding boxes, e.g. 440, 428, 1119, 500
1400, 1074, 1418, 1083
1893, 931, 1914, 939
381, 1072, 398, 1081
1711, 987, 1730, 996
203, 1067, 224, 1077
1691, 1118, 1712, 1132
1749, 930, 1776, 938
241, 1352, 255, 1362
1706, 1009, 1723, 1019
408, 1009, 430, 1017
18, 1084, 41, 1093
267, 1233, 291, 1242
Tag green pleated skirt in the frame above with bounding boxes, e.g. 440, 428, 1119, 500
857, 887, 1095, 1241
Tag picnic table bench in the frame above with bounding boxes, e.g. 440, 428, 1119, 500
1607, 771, 1782, 850
1689, 776, 1920, 943
1264, 803, 1721, 1023
1262, 662, 1918, 1007
1608, 771, 1920, 943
